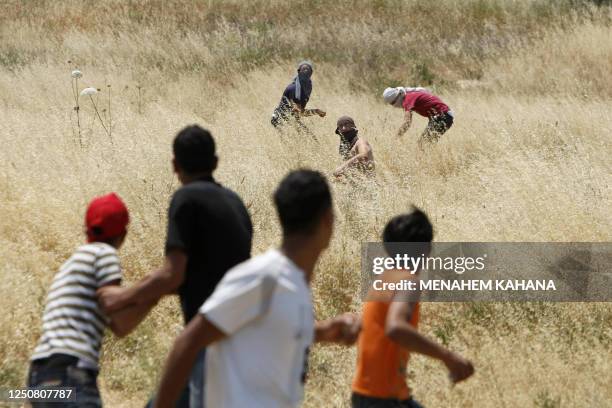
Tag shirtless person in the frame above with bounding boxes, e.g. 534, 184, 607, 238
333, 116, 374, 178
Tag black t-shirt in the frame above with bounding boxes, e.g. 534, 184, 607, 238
165, 176, 253, 323
277, 81, 311, 114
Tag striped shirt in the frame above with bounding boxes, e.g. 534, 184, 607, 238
31, 243, 122, 368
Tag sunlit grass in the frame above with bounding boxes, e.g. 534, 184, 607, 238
0, 1, 610, 407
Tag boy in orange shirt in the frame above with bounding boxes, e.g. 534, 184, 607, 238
352, 208, 474, 408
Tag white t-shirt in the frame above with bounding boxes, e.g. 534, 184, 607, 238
200, 249, 314, 408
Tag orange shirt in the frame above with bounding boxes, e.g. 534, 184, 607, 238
352, 299, 420, 399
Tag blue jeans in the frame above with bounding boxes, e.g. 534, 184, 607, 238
146, 349, 206, 408
187, 349, 206, 408
28, 355, 101, 407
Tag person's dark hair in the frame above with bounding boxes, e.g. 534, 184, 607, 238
274, 169, 332, 235
173, 125, 217, 174
382, 207, 433, 258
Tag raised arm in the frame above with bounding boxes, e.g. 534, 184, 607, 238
303, 108, 326, 117
292, 102, 326, 118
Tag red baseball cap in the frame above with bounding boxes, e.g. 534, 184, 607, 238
85, 193, 130, 243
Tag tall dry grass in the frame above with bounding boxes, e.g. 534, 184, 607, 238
1, 0, 610, 91
0, 1, 611, 407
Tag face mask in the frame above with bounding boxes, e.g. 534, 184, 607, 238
298, 70, 312, 80
339, 128, 358, 142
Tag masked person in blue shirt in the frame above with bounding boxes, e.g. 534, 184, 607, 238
271, 61, 326, 137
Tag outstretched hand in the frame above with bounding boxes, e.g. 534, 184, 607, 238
444, 352, 475, 384
316, 313, 361, 345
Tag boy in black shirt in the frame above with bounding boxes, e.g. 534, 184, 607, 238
98, 125, 253, 408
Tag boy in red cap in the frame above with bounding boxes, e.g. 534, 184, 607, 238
27, 193, 153, 407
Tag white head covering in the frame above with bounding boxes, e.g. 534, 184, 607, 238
383, 86, 430, 107
297, 60, 313, 71
383, 87, 405, 107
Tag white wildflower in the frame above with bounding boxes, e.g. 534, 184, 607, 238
80, 87, 98, 96
71, 70, 83, 79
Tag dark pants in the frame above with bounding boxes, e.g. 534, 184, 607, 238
28, 354, 101, 408
352, 392, 424, 408
271, 108, 289, 128
422, 111, 454, 142
271, 109, 315, 139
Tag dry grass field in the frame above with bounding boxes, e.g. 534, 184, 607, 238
0, 1, 611, 407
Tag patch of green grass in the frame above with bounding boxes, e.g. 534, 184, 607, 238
535, 391, 562, 408
433, 319, 456, 346
0, 361, 25, 388
0, 47, 36, 71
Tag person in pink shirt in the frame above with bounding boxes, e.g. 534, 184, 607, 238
383, 87, 454, 143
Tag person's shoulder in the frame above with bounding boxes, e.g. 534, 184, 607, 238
415, 90, 434, 98
179, 179, 221, 193
208, 185, 247, 215
244, 249, 281, 271
65, 244, 98, 267
219, 250, 278, 285
356, 137, 371, 149
172, 183, 197, 200
219, 185, 242, 201
384, 268, 414, 283
283, 82, 296, 95
238, 249, 286, 274
172, 180, 222, 201
366, 268, 415, 301
76, 242, 117, 258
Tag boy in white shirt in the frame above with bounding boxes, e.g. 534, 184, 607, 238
153, 169, 359, 408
